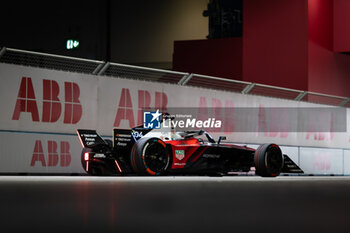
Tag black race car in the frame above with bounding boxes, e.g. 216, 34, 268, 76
77, 118, 303, 177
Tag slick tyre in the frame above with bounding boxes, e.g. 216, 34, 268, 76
254, 143, 284, 177
130, 137, 170, 175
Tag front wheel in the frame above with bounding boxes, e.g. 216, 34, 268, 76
130, 137, 170, 175
254, 143, 283, 177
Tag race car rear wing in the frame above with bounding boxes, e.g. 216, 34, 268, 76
77, 128, 149, 150
112, 128, 151, 150
76, 129, 108, 148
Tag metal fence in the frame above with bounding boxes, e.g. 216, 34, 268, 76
0, 47, 104, 74
1, 47, 349, 107
101, 62, 188, 84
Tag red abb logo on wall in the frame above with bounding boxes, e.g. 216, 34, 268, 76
12, 77, 82, 124
114, 88, 168, 128
31, 140, 71, 167
313, 153, 331, 171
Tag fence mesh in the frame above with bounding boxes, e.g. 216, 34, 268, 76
186, 74, 250, 93
0, 47, 349, 107
345, 101, 350, 108
249, 85, 302, 100
301, 93, 346, 106
103, 63, 187, 84
0, 48, 103, 74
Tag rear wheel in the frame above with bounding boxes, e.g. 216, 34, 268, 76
130, 137, 170, 175
254, 143, 283, 177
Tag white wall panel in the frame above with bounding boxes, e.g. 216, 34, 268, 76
299, 147, 343, 175
0, 63, 350, 174
0, 131, 84, 173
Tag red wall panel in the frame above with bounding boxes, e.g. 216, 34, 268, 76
173, 38, 242, 80
172, 0, 350, 98
308, 0, 333, 50
308, 0, 350, 97
333, 0, 350, 52
308, 0, 335, 95
242, 0, 309, 90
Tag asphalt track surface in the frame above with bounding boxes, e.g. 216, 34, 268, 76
1, 176, 350, 233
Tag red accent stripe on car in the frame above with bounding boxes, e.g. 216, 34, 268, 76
114, 160, 122, 173
189, 146, 208, 162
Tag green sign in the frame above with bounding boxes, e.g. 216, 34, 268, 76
66, 39, 79, 50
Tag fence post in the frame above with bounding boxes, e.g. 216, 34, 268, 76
295, 91, 307, 101
241, 83, 255, 94
97, 62, 110, 75
340, 98, 350, 107
178, 73, 193, 86
92, 62, 105, 75
0, 47, 6, 59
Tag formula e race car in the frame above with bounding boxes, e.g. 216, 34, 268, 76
77, 118, 303, 177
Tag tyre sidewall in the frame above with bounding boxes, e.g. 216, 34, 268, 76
254, 143, 283, 177
131, 137, 170, 175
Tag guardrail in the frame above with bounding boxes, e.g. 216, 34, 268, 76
1, 47, 349, 107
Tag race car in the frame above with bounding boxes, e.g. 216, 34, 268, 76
77, 117, 303, 177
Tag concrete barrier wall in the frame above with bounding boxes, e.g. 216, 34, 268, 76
0, 131, 84, 173
0, 63, 349, 174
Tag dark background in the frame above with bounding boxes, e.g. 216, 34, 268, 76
0, 0, 209, 69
